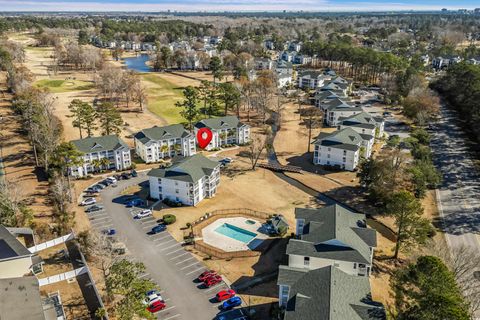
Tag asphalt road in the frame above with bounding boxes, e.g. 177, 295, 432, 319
86, 172, 231, 320
430, 104, 480, 252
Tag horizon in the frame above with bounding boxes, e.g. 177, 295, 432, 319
0, 0, 479, 13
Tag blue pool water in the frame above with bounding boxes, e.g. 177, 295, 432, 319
214, 223, 257, 243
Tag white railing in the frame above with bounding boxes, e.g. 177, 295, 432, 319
38, 267, 88, 287
28, 233, 75, 253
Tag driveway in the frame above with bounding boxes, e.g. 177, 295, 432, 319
430, 104, 480, 251
85, 172, 231, 320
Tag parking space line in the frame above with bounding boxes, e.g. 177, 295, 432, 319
143, 224, 158, 230
90, 216, 110, 222
153, 234, 171, 241
166, 248, 184, 255
156, 239, 175, 246
140, 218, 155, 224
185, 266, 205, 276
163, 314, 181, 320
205, 283, 224, 292
159, 243, 181, 251
158, 306, 176, 313
175, 257, 194, 265
169, 252, 189, 260
180, 262, 199, 270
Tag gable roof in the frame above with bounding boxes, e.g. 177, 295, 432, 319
339, 112, 384, 128
134, 124, 191, 144
147, 154, 219, 183
0, 276, 47, 320
0, 225, 32, 261
313, 128, 370, 151
71, 135, 129, 154
194, 116, 246, 131
286, 205, 376, 263
298, 70, 326, 80
323, 98, 359, 112
278, 265, 385, 320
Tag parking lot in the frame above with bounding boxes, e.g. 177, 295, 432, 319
83, 173, 239, 320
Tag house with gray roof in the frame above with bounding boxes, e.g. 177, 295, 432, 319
277, 266, 385, 320
134, 124, 196, 163
70, 135, 131, 177
313, 90, 347, 108
297, 70, 330, 89
313, 128, 374, 170
147, 154, 220, 205
338, 112, 385, 138
0, 225, 42, 279
323, 98, 364, 127
194, 116, 250, 151
276, 205, 382, 319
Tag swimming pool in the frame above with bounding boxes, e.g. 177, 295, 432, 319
214, 223, 257, 243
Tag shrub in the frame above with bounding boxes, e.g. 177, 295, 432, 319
162, 214, 176, 225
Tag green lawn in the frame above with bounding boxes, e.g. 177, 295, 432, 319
34, 79, 95, 93
142, 74, 186, 124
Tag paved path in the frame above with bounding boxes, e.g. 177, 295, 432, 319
430, 104, 480, 252
86, 173, 230, 320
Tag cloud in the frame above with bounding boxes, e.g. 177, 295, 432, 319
0, 0, 476, 11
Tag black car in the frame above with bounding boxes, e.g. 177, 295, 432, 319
85, 205, 104, 213
121, 173, 131, 180
85, 188, 98, 194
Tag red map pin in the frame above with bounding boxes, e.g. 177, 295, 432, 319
197, 128, 213, 149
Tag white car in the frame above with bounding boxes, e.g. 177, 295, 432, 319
143, 290, 163, 305
135, 209, 152, 219
106, 177, 117, 184
81, 197, 96, 206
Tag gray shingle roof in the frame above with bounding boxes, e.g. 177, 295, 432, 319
0, 225, 32, 260
194, 116, 246, 131
278, 266, 385, 320
71, 135, 129, 154
287, 205, 376, 264
313, 128, 368, 151
134, 124, 191, 144
147, 154, 219, 183
339, 112, 384, 128
0, 276, 47, 320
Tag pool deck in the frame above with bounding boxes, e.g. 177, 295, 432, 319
201, 217, 268, 252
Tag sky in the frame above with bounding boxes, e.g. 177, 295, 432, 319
0, 0, 479, 12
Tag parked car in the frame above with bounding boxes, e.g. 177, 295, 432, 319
85, 205, 104, 213
221, 296, 242, 310
147, 299, 166, 313
198, 270, 217, 282
221, 157, 233, 163
216, 289, 236, 302
103, 229, 116, 236
151, 224, 166, 234
83, 192, 97, 198
121, 173, 131, 180
135, 209, 152, 219
203, 275, 222, 287
106, 177, 117, 184
81, 198, 96, 206
85, 187, 98, 194
144, 290, 163, 305
131, 169, 138, 177
95, 183, 106, 190
126, 198, 144, 207
99, 180, 111, 186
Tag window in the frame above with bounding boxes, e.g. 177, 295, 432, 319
343, 150, 347, 155
175, 189, 179, 194
353, 263, 357, 269
175, 181, 178, 186
175, 197, 180, 202
328, 147, 331, 152
343, 157, 346, 162
327, 154, 330, 158
304, 257, 310, 266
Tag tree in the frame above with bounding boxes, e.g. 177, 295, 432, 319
299, 107, 323, 153
218, 82, 240, 116
209, 56, 223, 84
391, 255, 470, 320
385, 190, 431, 260
175, 86, 199, 130
0, 181, 33, 227
68, 99, 90, 139
246, 134, 269, 170
197, 80, 212, 118
50, 173, 75, 234
106, 259, 156, 320
402, 88, 440, 124
96, 102, 123, 136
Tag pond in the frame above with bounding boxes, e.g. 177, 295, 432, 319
123, 54, 151, 72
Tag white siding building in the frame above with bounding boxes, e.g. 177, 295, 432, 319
323, 98, 364, 127
313, 128, 374, 171
338, 111, 385, 138
134, 124, 196, 163
147, 154, 220, 206
194, 116, 250, 151
297, 71, 329, 89
70, 135, 131, 177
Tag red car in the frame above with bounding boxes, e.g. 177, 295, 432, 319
147, 300, 166, 313
216, 289, 236, 301
198, 270, 217, 282
203, 275, 222, 287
